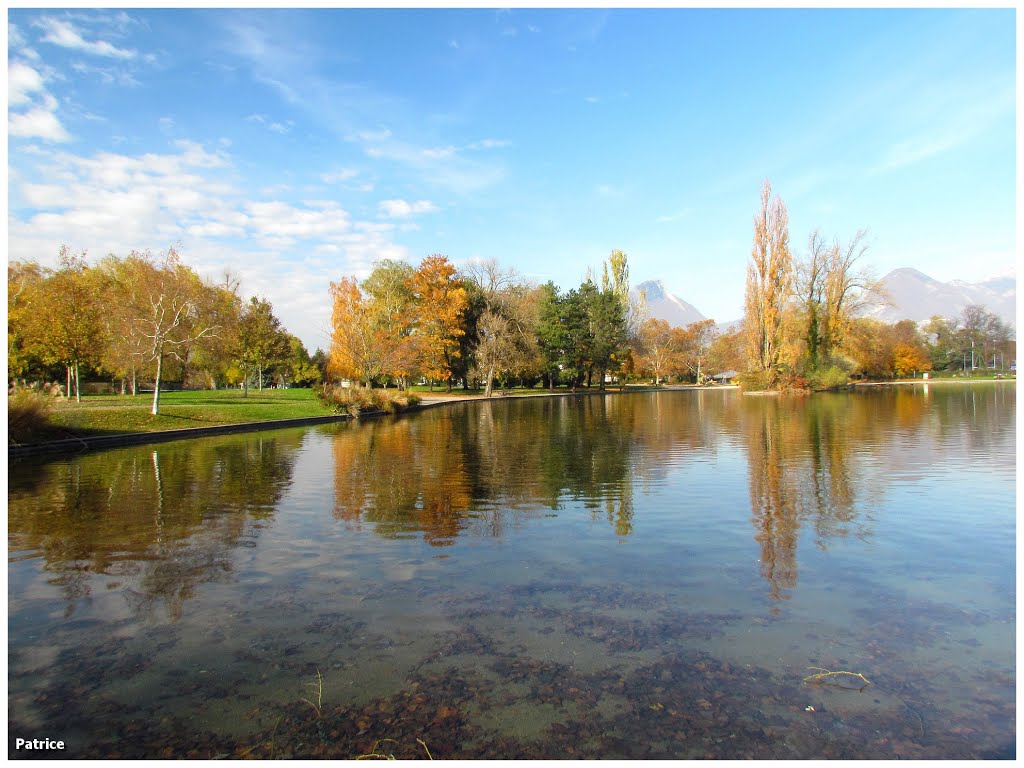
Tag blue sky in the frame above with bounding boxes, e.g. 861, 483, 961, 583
7, 8, 1016, 351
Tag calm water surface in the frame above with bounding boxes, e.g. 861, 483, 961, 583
8, 384, 1016, 759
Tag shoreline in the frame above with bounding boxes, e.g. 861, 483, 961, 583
8, 384, 740, 459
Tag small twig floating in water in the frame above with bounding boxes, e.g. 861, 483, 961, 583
301, 667, 323, 716
803, 667, 872, 690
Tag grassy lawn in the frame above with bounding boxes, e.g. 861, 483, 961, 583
44, 387, 334, 439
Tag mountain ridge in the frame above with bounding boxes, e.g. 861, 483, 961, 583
632, 267, 1015, 331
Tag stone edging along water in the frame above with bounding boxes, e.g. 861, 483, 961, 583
8, 385, 739, 459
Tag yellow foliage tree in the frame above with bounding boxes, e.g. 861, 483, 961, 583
892, 343, 932, 378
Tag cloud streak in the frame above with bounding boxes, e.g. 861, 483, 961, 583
35, 16, 137, 59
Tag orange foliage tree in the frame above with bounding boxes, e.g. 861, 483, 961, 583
407, 254, 468, 391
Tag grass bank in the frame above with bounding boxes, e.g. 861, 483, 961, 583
15, 388, 334, 443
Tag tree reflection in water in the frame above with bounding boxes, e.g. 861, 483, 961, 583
8, 432, 303, 620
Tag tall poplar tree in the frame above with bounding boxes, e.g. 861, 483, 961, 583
743, 180, 793, 384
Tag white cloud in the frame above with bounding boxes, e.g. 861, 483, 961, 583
36, 16, 137, 59
357, 127, 392, 142
8, 141, 418, 350
321, 168, 359, 184
8, 61, 46, 106
9, 23, 41, 60
69, 61, 141, 87
9, 97, 71, 143
378, 199, 438, 218
246, 114, 293, 134
421, 145, 457, 160
358, 135, 504, 194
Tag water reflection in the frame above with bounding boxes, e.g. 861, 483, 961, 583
332, 396, 642, 543
9, 433, 302, 620
9, 386, 1016, 618
7, 385, 1016, 759
741, 384, 1015, 601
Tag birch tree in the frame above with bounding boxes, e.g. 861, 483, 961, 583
131, 248, 219, 415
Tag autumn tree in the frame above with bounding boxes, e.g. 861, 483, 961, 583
182, 270, 243, 389
679, 319, 718, 384
96, 253, 152, 395
892, 343, 932, 378
7, 260, 48, 384
707, 324, 746, 376
743, 180, 793, 385
820, 229, 881, 360
361, 259, 418, 387
463, 260, 540, 396
32, 247, 106, 402
407, 254, 468, 392
601, 248, 647, 344
637, 318, 680, 385
328, 277, 388, 387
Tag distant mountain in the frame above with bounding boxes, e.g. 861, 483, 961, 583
632, 280, 706, 327
864, 268, 1016, 328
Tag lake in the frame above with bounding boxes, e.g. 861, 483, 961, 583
8, 384, 1016, 759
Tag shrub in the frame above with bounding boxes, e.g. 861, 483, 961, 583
316, 385, 421, 417
8, 388, 53, 444
735, 369, 775, 392
806, 365, 850, 391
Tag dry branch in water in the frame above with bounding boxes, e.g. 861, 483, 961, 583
803, 667, 872, 690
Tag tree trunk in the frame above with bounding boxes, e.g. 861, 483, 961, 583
74, 361, 81, 402
131, 367, 137, 396
258, 363, 263, 392
151, 352, 163, 415
66, 366, 72, 400
484, 365, 496, 398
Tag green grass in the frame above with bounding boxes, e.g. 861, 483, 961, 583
895, 370, 1015, 382
41, 387, 335, 440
